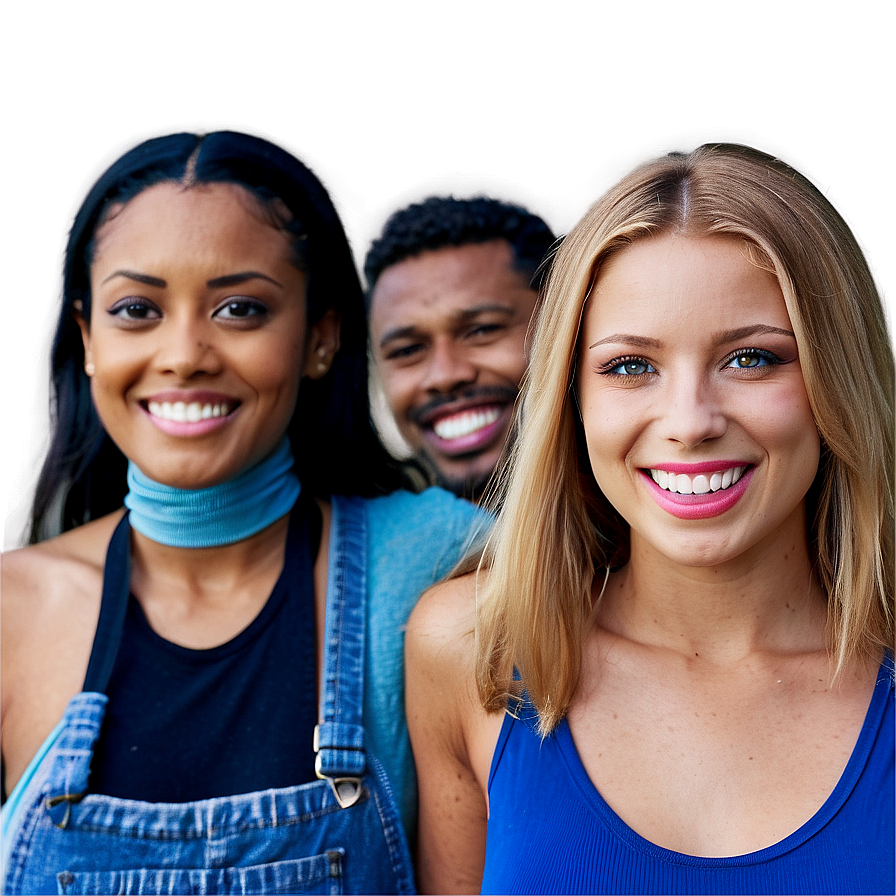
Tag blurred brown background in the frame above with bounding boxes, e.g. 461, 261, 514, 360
0, 0, 894, 543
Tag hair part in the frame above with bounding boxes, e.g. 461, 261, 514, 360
475, 143, 894, 734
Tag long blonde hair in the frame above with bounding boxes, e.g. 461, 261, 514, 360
476, 143, 895, 733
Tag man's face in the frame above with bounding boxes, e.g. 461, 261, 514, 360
369, 240, 538, 501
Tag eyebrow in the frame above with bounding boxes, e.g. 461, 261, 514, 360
378, 303, 514, 348
100, 270, 283, 288
588, 324, 795, 350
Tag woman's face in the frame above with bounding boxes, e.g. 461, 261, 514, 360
81, 181, 338, 488
576, 233, 820, 570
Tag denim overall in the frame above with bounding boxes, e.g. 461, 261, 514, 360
1, 496, 415, 895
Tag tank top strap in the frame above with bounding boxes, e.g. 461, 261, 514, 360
82, 513, 132, 694
44, 516, 131, 824
314, 495, 368, 807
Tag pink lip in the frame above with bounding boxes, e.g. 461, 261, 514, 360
640, 466, 755, 520
422, 404, 509, 457
647, 460, 747, 474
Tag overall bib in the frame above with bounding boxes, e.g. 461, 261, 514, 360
2, 496, 415, 895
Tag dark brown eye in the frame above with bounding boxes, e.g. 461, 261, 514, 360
214, 298, 268, 320
108, 298, 160, 321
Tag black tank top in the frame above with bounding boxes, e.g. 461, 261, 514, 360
88, 495, 321, 802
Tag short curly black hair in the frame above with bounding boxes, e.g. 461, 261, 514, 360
364, 195, 557, 306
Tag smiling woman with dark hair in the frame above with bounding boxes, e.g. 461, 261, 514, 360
1, 131, 482, 895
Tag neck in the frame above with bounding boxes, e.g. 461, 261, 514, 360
124, 439, 300, 548
599, 532, 828, 662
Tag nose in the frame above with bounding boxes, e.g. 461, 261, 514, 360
419, 339, 477, 394
156, 315, 222, 379
659, 371, 727, 448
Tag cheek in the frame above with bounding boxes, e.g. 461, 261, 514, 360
378, 367, 418, 410
487, 334, 529, 383
88, 345, 143, 407
579, 383, 642, 456
240, 338, 304, 392
740, 383, 817, 450
580, 410, 636, 499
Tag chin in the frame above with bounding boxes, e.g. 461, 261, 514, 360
434, 465, 495, 503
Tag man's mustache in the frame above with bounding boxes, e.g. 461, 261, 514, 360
409, 386, 519, 427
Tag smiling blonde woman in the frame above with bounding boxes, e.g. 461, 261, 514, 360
406, 143, 894, 895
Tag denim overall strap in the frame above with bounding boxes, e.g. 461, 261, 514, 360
44, 514, 131, 827
314, 495, 367, 809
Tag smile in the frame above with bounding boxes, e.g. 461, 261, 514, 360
648, 466, 747, 495
147, 400, 236, 423
433, 407, 501, 441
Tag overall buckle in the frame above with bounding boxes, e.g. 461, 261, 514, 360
313, 724, 364, 808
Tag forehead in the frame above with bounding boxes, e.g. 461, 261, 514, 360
91, 181, 293, 268
369, 239, 536, 327
584, 234, 789, 332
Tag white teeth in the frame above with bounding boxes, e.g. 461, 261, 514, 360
650, 466, 746, 495
147, 400, 232, 422
692, 475, 710, 495
433, 407, 501, 441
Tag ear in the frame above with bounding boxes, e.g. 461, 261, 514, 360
303, 309, 341, 380
73, 300, 95, 377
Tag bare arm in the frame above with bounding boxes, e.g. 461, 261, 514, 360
406, 575, 499, 894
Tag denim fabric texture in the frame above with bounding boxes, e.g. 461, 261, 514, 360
1, 496, 416, 895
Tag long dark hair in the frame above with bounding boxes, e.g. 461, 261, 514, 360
30, 131, 409, 542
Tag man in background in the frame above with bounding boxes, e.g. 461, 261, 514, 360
365, 196, 556, 502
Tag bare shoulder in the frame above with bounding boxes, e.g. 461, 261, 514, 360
2, 513, 122, 628
2, 512, 123, 791
406, 573, 480, 739
407, 568, 504, 791
408, 570, 480, 653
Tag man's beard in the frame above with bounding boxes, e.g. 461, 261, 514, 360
434, 466, 494, 505
408, 384, 518, 504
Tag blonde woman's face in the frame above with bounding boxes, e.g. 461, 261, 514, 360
576, 233, 820, 570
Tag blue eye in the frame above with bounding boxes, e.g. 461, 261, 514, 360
606, 358, 655, 376
725, 349, 781, 369
214, 299, 268, 320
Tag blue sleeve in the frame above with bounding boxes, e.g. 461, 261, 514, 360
362, 489, 488, 844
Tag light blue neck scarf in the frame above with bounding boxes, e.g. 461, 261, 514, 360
124, 439, 300, 548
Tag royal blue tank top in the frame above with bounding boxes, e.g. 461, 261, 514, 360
482, 657, 894, 895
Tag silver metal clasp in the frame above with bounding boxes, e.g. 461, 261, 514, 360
313, 724, 364, 808
314, 753, 363, 808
